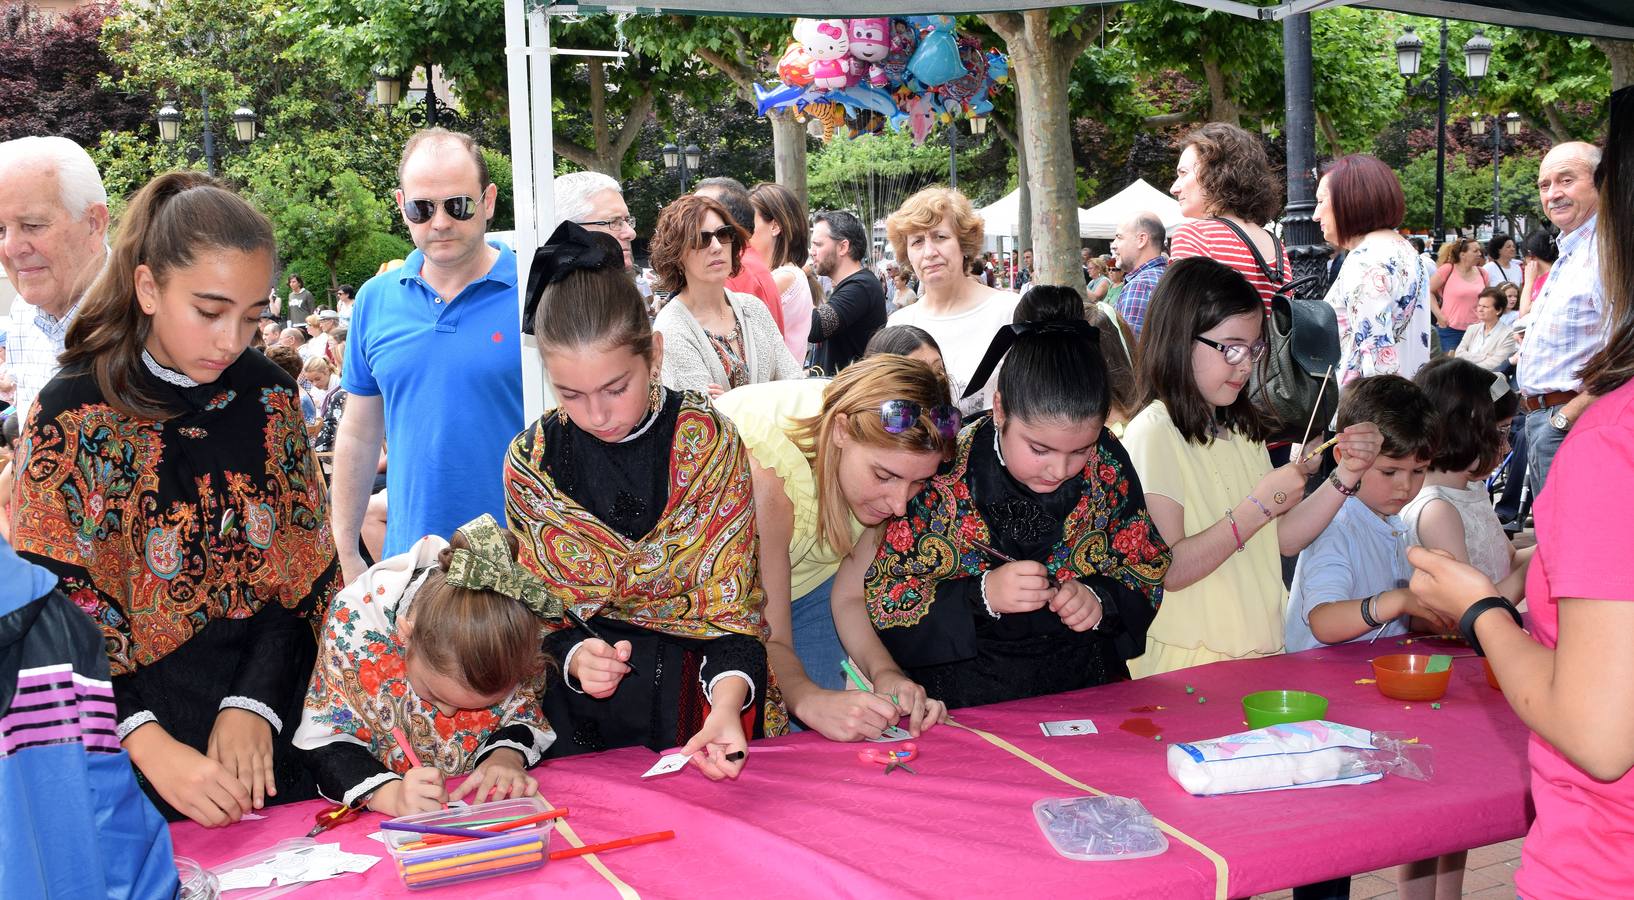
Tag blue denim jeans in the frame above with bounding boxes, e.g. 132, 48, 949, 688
791, 575, 846, 692
1437, 325, 1466, 353
1524, 407, 1569, 498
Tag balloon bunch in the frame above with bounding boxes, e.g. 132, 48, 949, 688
754, 16, 1009, 145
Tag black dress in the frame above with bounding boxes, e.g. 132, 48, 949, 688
865, 419, 1172, 710
12, 350, 338, 818
504, 389, 779, 757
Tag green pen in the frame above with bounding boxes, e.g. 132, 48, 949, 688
840, 658, 898, 706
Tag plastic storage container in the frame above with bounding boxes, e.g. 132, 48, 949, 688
383, 796, 553, 890
176, 856, 219, 900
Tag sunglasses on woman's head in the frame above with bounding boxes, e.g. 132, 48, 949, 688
402, 195, 479, 224
1194, 335, 1268, 366
879, 400, 962, 440
692, 226, 737, 249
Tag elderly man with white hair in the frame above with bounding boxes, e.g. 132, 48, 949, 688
554, 170, 636, 270
0, 136, 110, 531
0, 136, 109, 424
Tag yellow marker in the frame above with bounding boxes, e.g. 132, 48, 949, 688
402, 841, 545, 877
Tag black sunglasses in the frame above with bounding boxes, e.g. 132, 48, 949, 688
692, 225, 738, 249
880, 400, 962, 440
403, 195, 479, 224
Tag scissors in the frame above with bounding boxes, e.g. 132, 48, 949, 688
858, 742, 919, 775
307, 799, 366, 837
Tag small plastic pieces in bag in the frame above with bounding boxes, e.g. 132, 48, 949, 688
1032, 795, 1169, 861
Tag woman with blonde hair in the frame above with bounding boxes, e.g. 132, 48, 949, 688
885, 186, 1018, 414
650, 194, 802, 397
716, 354, 959, 739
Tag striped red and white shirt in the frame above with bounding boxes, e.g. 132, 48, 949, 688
1169, 218, 1292, 312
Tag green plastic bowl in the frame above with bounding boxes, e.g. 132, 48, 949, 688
1241, 690, 1330, 730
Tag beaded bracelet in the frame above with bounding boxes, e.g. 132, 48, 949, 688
1225, 509, 1244, 553
1327, 470, 1361, 497
978, 571, 1001, 619
1245, 495, 1273, 519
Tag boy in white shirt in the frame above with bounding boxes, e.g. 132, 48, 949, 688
1285, 375, 1451, 653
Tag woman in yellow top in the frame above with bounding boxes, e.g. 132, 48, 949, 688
715, 355, 958, 740
1122, 258, 1382, 676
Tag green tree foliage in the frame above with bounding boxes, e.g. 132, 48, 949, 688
1467, 21, 1610, 144
240, 146, 390, 292
1309, 9, 1405, 154
280, 0, 506, 118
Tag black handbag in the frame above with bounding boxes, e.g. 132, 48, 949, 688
1211, 218, 1340, 443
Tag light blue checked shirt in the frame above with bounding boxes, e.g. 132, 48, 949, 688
1116, 254, 1168, 337
1518, 215, 1606, 397
4, 297, 78, 426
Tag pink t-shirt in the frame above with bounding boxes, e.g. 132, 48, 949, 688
1517, 377, 1634, 899
1434, 263, 1486, 329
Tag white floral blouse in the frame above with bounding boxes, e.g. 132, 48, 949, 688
1324, 234, 1434, 388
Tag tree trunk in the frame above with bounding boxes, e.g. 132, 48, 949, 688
770, 109, 809, 211
982, 10, 1091, 293
1592, 37, 1634, 90
1315, 110, 1343, 156
1201, 57, 1241, 127
553, 58, 653, 178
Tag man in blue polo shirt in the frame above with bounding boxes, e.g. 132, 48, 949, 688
331, 128, 523, 582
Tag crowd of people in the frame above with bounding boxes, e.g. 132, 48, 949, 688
0, 90, 1630, 900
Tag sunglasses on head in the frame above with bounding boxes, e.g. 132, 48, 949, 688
880, 400, 962, 440
402, 195, 479, 224
1194, 335, 1269, 366
692, 225, 738, 249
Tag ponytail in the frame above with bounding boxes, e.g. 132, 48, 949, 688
61, 171, 275, 420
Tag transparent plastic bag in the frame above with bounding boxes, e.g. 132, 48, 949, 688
1344, 731, 1434, 782
1167, 721, 1434, 795
1032, 795, 1170, 861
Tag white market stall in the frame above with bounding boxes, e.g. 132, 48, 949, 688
1078, 178, 1189, 240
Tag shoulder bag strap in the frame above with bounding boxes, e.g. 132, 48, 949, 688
1211, 216, 1285, 286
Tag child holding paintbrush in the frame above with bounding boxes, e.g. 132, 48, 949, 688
294, 515, 557, 818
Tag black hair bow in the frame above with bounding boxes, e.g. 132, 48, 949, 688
961, 319, 1100, 401
523, 220, 624, 335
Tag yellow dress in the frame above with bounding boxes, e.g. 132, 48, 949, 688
1121, 401, 1287, 677
714, 379, 861, 601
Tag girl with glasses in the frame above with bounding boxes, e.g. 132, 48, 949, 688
714, 355, 958, 740
650, 195, 803, 398
1123, 257, 1383, 677
832, 305, 1173, 712
505, 222, 779, 778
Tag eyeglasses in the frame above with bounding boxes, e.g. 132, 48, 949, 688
880, 400, 962, 440
579, 215, 637, 230
402, 195, 478, 224
692, 226, 738, 249
1194, 335, 1268, 366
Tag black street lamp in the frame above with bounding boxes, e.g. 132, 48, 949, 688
157, 90, 256, 175
661, 142, 702, 193
1472, 112, 1523, 234
1395, 21, 1493, 245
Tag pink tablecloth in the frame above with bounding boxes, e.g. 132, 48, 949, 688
171, 641, 1530, 899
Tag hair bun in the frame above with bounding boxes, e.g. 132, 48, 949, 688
524, 221, 625, 335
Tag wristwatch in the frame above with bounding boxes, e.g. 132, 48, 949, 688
1550, 410, 1572, 432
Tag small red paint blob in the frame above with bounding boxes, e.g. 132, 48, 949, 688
1120, 717, 1161, 738
492, 331, 504, 343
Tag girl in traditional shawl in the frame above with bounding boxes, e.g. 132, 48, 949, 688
506, 223, 779, 779
832, 300, 1173, 711
295, 514, 555, 817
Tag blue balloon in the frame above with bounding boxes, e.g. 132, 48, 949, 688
754, 81, 811, 116
830, 83, 899, 119
907, 24, 964, 87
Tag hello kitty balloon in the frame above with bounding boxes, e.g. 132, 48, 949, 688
797, 18, 852, 91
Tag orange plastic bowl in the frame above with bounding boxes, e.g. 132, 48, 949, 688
1483, 658, 1502, 691
1371, 654, 1452, 701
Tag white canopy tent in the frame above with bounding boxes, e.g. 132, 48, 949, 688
1078, 179, 1190, 240
975, 189, 1093, 253
503, 1, 1634, 416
